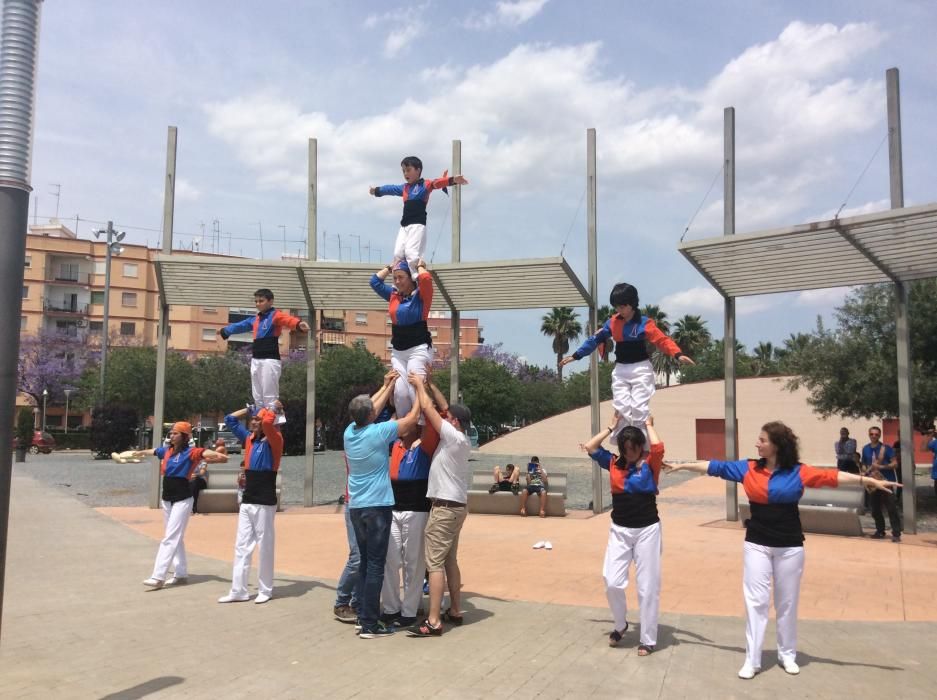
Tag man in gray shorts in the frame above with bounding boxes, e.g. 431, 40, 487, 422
407, 374, 472, 637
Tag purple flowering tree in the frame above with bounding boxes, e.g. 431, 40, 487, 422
17, 329, 97, 407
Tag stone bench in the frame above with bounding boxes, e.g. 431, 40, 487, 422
196, 467, 283, 513
466, 470, 567, 517
739, 478, 864, 537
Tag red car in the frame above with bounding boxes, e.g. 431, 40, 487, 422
14, 431, 56, 454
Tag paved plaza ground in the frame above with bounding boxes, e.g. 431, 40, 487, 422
2, 452, 937, 698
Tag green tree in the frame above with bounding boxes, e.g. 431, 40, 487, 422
751, 341, 778, 376
315, 343, 386, 434
776, 332, 815, 374
77, 346, 197, 424
672, 314, 712, 359
541, 307, 582, 381
190, 352, 251, 417
680, 339, 754, 383
563, 362, 614, 407
642, 304, 675, 386
448, 357, 520, 433
786, 281, 937, 430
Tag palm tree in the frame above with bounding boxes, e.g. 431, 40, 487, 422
642, 304, 674, 385
641, 304, 670, 334
672, 314, 712, 360
596, 305, 614, 361
752, 341, 776, 376
541, 307, 582, 381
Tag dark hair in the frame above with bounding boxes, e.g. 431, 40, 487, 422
530, 456, 539, 463
761, 421, 799, 470
609, 283, 639, 308
254, 288, 274, 301
505, 463, 515, 475
401, 156, 423, 172
447, 403, 472, 431
615, 426, 646, 466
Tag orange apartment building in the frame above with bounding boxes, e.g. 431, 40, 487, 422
20, 223, 482, 425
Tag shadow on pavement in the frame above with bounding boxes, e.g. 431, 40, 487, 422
99, 676, 185, 699
271, 577, 334, 600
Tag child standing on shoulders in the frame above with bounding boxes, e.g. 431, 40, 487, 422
217, 288, 309, 424
370, 156, 468, 279
560, 283, 694, 440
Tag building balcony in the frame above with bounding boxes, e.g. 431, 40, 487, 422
319, 330, 346, 347
43, 301, 89, 316
44, 270, 91, 285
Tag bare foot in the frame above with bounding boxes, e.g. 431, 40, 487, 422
520, 508, 527, 517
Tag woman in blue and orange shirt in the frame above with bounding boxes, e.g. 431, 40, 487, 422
669, 421, 897, 680
581, 413, 666, 656
131, 421, 228, 589
370, 259, 434, 419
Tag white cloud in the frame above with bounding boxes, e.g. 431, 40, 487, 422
815, 198, 891, 221
203, 22, 887, 217
794, 287, 855, 307
659, 286, 774, 317
174, 178, 201, 202
466, 0, 549, 29
384, 22, 425, 57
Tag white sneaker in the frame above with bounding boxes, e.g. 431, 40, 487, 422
166, 576, 188, 586
217, 593, 250, 603
142, 578, 164, 589
255, 593, 272, 604
532, 541, 545, 549
544, 541, 553, 550
780, 659, 800, 675
737, 663, 759, 679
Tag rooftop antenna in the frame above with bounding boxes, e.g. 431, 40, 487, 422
50, 183, 61, 221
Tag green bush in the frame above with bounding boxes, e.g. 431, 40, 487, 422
47, 430, 91, 450
90, 405, 139, 456
15, 407, 33, 449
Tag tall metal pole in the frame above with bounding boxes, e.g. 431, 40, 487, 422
723, 107, 739, 521
0, 0, 43, 645
450, 139, 461, 403
64, 389, 71, 433
587, 128, 602, 514
152, 126, 176, 508
886, 68, 916, 534
304, 138, 317, 507
99, 220, 114, 401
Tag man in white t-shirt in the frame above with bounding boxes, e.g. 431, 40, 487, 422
407, 373, 472, 637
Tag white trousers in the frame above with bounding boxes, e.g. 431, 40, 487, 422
229, 503, 277, 597
393, 223, 426, 279
250, 358, 282, 410
611, 360, 656, 441
381, 510, 429, 617
390, 344, 433, 418
151, 498, 192, 581
603, 520, 662, 646
742, 541, 804, 669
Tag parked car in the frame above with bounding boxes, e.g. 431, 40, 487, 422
216, 430, 242, 454
20, 431, 55, 454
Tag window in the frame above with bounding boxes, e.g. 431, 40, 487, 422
386, 317, 392, 325
202, 328, 217, 341
94, 261, 106, 276
430, 329, 438, 337
122, 263, 138, 278
121, 292, 137, 307
22, 285, 28, 299
55, 320, 78, 337
24, 255, 30, 268
20, 316, 26, 330
355, 312, 368, 325
120, 322, 135, 336
58, 262, 79, 281
355, 336, 366, 344
91, 291, 105, 305
89, 321, 103, 335
202, 307, 217, 314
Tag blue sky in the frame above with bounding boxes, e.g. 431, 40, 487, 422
27, 1, 937, 368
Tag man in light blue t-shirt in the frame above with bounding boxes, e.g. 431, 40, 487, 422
343, 372, 421, 638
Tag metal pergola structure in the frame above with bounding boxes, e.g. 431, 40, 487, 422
151, 134, 606, 512
678, 68, 934, 533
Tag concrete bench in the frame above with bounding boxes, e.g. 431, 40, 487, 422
739, 479, 864, 537
196, 467, 283, 513
466, 470, 567, 517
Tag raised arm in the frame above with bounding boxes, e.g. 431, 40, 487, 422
412, 373, 442, 434
664, 460, 711, 474
645, 319, 694, 365
396, 375, 423, 435
426, 376, 448, 414
370, 370, 398, 420
581, 412, 620, 454
370, 266, 394, 301
217, 316, 254, 340
832, 470, 900, 493
224, 409, 251, 444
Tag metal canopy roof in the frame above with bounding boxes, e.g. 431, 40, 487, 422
677, 203, 937, 297
155, 255, 592, 311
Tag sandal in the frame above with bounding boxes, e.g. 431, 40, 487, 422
637, 644, 655, 656
407, 618, 443, 637
442, 608, 463, 625
608, 622, 629, 647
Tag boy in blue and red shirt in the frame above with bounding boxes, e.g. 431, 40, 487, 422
217, 288, 309, 423
561, 283, 694, 440
370, 156, 468, 279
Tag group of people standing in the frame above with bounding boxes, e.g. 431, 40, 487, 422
835, 426, 904, 541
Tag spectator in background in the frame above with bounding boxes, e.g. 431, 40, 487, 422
926, 427, 937, 499
861, 426, 901, 542
519, 456, 549, 518
834, 428, 858, 473
489, 463, 520, 494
